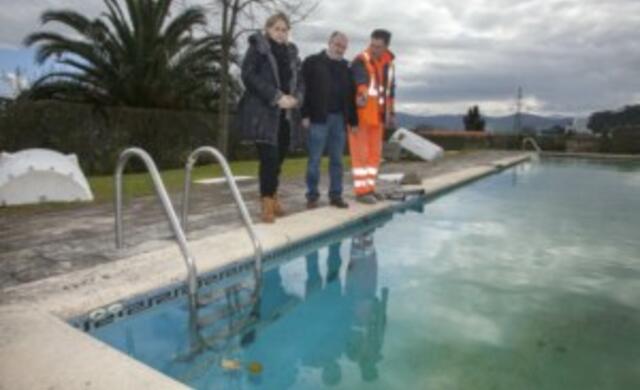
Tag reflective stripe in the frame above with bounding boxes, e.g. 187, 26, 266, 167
366, 179, 376, 186
387, 63, 395, 93
367, 167, 378, 175
354, 180, 369, 188
368, 81, 378, 96
379, 98, 384, 105
363, 51, 379, 97
352, 167, 369, 176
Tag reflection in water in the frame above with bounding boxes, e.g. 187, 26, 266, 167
194, 207, 425, 388
291, 231, 389, 387
300, 242, 347, 387
244, 228, 390, 388
93, 209, 425, 389
345, 231, 388, 383
180, 222, 394, 388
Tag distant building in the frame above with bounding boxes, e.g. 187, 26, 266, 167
567, 117, 592, 134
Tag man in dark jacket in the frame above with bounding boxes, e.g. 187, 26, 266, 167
302, 31, 358, 209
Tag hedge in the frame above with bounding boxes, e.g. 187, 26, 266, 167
0, 100, 252, 175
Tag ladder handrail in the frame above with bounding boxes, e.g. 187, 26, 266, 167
181, 146, 263, 282
114, 147, 198, 304
522, 136, 542, 153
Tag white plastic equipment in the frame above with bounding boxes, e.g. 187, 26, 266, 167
390, 127, 444, 161
0, 148, 94, 206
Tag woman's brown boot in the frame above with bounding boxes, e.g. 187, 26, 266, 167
261, 197, 275, 223
273, 194, 285, 217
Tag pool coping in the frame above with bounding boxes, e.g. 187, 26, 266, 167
0, 152, 532, 390
542, 151, 640, 161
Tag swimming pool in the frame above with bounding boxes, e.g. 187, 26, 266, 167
88, 158, 640, 389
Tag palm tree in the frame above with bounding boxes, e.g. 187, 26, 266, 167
24, 0, 224, 110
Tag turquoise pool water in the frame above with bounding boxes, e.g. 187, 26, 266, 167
91, 158, 640, 389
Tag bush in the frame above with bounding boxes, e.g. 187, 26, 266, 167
611, 127, 640, 154
0, 100, 224, 174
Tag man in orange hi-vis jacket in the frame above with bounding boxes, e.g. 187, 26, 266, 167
349, 29, 396, 204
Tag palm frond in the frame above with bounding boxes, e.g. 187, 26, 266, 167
24, 0, 227, 110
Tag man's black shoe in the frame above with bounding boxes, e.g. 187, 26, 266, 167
330, 198, 349, 209
307, 199, 319, 209
372, 192, 385, 201
356, 194, 377, 204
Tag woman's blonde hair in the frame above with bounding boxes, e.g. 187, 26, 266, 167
265, 12, 290, 30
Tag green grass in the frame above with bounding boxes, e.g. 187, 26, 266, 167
1, 156, 349, 215
90, 156, 346, 202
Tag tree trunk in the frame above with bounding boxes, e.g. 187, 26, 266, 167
218, 48, 230, 157
217, 4, 232, 157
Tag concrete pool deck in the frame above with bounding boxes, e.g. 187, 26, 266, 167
0, 151, 532, 389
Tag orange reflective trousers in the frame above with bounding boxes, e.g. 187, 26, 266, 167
348, 124, 383, 196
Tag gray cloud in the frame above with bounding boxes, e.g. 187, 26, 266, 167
1, 0, 639, 116
297, 0, 640, 115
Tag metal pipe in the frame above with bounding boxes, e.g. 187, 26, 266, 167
182, 146, 263, 283
522, 136, 542, 153
114, 147, 199, 300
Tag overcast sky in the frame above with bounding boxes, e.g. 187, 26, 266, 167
1, 0, 639, 117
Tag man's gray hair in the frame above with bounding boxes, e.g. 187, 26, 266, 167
329, 31, 348, 41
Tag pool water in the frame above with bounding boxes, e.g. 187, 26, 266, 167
92, 158, 640, 389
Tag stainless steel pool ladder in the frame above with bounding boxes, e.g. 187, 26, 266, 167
114, 147, 263, 357
180, 146, 264, 351
114, 147, 199, 311
181, 146, 263, 292
522, 136, 542, 153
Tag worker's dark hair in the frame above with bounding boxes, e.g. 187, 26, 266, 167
371, 29, 391, 45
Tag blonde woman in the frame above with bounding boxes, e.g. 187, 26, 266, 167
237, 12, 304, 223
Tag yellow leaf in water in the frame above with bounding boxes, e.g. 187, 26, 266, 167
247, 361, 263, 374
221, 358, 241, 371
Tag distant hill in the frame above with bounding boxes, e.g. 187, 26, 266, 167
396, 112, 572, 133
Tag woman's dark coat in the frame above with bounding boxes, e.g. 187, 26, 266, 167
237, 32, 304, 149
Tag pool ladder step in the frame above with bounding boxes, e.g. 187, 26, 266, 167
177, 313, 258, 361
196, 282, 253, 308
200, 314, 258, 344
196, 300, 255, 328
196, 285, 254, 329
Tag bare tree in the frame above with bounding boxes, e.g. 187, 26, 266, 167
205, 0, 318, 156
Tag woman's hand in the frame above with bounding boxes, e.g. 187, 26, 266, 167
276, 95, 289, 108
287, 96, 299, 108
277, 94, 298, 109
